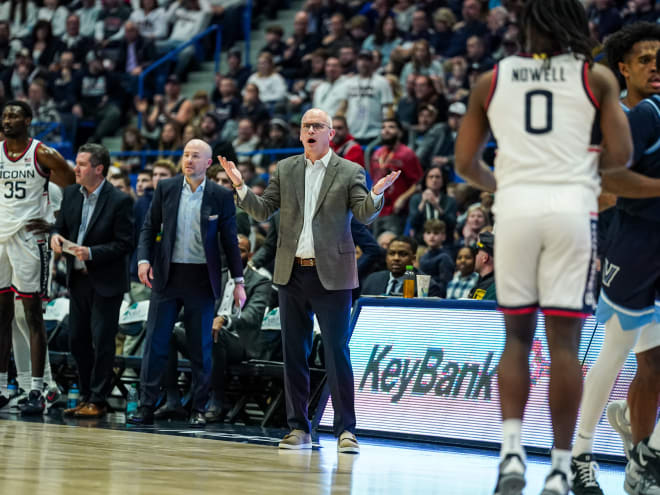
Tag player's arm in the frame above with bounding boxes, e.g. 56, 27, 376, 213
591, 64, 660, 198
454, 71, 496, 193
36, 145, 75, 188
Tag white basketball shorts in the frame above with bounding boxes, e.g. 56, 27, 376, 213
0, 227, 49, 296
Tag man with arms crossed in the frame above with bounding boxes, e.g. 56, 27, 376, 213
219, 107, 399, 453
455, 1, 660, 494
0, 100, 74, 414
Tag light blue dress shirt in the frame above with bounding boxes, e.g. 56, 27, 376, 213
172, 178, 206, 264
74, 179, 105, 268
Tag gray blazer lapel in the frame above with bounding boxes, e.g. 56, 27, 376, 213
293, 154, 306, 211
313, 152, 339, 218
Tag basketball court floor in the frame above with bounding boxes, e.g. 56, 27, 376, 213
0, 411, 625, 494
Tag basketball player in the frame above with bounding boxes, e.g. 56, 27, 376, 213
455, 2, 660, 494
0, 100, 74, 414
570, 22, 660, 495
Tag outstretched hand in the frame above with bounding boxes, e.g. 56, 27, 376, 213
218, 155, 243, 187
372, 170, 401, 195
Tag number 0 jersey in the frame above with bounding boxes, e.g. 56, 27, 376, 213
487, 54, 601, 197
0, 139, 49, 242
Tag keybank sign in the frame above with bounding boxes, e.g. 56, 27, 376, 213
320, 298, 632, 458
359, 345, 496, 403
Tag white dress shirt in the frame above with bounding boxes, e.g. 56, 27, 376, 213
237, 149, 383, 259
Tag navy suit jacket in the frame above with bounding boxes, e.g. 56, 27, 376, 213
137, 176, 243, 299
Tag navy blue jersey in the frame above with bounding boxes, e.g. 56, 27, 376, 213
617, 95, 660, 222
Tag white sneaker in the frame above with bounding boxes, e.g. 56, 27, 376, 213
608, 400, 634, 459
540, 469, 570, 495
6, 388, 27, 414
625, 459, 660, 495
494, 453, 526, 495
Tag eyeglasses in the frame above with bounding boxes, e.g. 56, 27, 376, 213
301, 122, 330, 131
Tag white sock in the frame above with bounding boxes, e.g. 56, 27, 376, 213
572, 315, 638, 456
30, 377, 44, 393
501, 419, 525, 460
551, 448, 572, 479
17, 371, 30, 392
0, 372, 7, 396
648, 422, 660, 451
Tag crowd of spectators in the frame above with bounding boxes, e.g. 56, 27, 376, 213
3, 0, 660, 420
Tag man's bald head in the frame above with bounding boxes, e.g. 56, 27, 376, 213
302, 108, 332, 128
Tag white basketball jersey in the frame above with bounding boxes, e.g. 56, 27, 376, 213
0, 139, 49, 242
487, 54, 601, 196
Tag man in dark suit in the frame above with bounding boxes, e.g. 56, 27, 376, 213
128, 139, 246, 427
219, 108, 400, 453
116, 21, 157, 96
51, 144, 134, 418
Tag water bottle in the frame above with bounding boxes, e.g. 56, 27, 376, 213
7, 379, 17, 398
67, 383, 80, 409
403, 265, 416, 298
126, 384, 139, 416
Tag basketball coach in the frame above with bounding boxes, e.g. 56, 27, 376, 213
219, 108, 400, 452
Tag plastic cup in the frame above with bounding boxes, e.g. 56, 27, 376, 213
416, 275, 431, 297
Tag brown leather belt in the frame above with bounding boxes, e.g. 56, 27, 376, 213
294, 257, 316, 267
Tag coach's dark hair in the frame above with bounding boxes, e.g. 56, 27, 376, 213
605, 22, 660, 85
521, 0, 594, 63
3, 100, 33, 120
78, 143, 111, 177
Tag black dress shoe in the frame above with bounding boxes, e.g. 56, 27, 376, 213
189, 411, 206, 428
154, 403, 188, 420
127, 406, 154, 425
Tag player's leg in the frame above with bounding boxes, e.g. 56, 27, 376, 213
0, 291, 14, 409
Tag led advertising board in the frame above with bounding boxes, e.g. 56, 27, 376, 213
320, 298, 634, 458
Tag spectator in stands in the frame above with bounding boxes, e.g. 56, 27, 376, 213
312, 56, 346, 118
486, 6, 508, 54
347, 14, 370, 49
459, 203, 489, 249
369, 118, 423, 236
281, 11, 320, 79
211, 77, 241, 130
142, 75, 193, 133
288, 49, 327, 114
2, 48, 34, 100
396, 73, 418, 132
223, 49, 251, 91
199, 111, 238, 164
74, 0, 100, 38
0, 0, 37, 41
392, 0, 415, 32
260, 25, 287, 66
189, 90, 213, 129
330, 115, 365, 168
60, 14, 91, 66
120, 126, 146, 173
237, 83, 271, 135
135, 169, 153, 197
116, 20, 157, 96
408, 104, 453, 170
129, 0, 170, 42
204, 234, 273, 421
232, 117, 260, 156
207, 165, 251, 236
622, 0, 656, 24
430, 100, 465, 171
468, 231, 495, 300
493, 24, 520, 60
446, 0, 488, 57
358, 0, 391, 28
404, 9, 434, 45
340, 50, 394, 145
206, 0, 244, 51
322, 13, 351, 54
431, 7, 456, 57
587, 0, 622, 41
259, 117, 299, 165
466, 35, 495, 72
37, 0, 68, 38
52, 143, 135, 418
407, 164, 457, 244
72, 51, 122, 143
0, 22, 20, 70
182, 123, 201, 143
27, 78, 60, 141
361, 14, 401, 66
377, 230, 396, 250
95, 0, 131, 44
361, 235, 418, 296
22, 20, 64, 69
412, 74, 449, 123
418, 219, 454, 297
338, 43, 357, 75
156, 121, 183, 159
446, 245, 479, 299
109, 170, 134, 197
157, 0, 210, 79
246, 52, 288, 108
48, 50, 77, 114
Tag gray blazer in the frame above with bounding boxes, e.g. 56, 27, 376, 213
238, 151, 383, 290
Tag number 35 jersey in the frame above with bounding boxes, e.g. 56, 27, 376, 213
0, 139, 49, 242
487, 54, 601, 197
